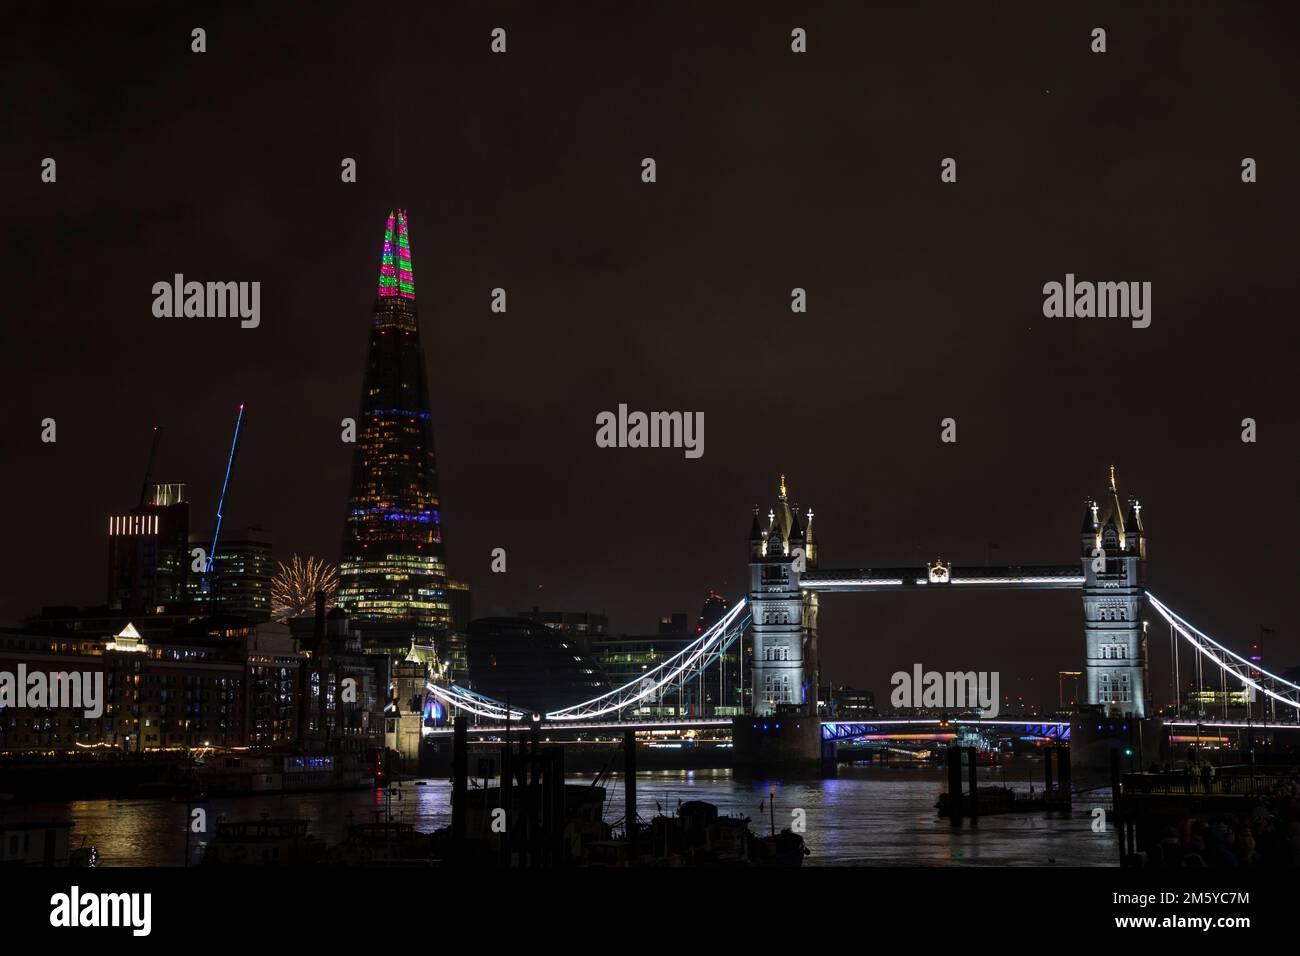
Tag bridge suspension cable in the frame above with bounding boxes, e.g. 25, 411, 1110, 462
545, 599, 752, 720
424, 600, 751, 723
1146, 591, 1300, 717
426, 682, 528, 722
654, 617, 747, 702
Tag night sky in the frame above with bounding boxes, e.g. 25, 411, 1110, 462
4, 3, 1298, 711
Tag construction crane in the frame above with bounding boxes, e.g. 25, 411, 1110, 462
203, 404, 247, 595
137, 425, 161, 508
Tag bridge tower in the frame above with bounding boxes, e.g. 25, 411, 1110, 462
748, 476, 819, 716
1079, 466, 1150, 717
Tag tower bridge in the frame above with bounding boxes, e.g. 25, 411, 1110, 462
425, 469, 1299, 770
747, 468, 1147, 718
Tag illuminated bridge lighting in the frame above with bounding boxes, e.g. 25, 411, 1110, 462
544, 600, 751, 720
426, 683, 527, 722
807, 578, 907, 588
1147, 591, 1300, 715
421, 589, 1296, 732
1164, 720, 1300, 731
424, 716, 734, 736
800, 566, 1085, 592
950, 575, 1085, 586
820, 719, 1071, 742
426, 601, 751, 723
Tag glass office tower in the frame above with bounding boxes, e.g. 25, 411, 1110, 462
338, 210, 451, 650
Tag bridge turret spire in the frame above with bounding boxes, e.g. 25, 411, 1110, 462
1125, 497, 1145, 560
789, 506, 805, 543
1099, 466, 1126, 542
1125, 498, 1143, 534
1080, 499, 1098, 536
749, 507, 764, 560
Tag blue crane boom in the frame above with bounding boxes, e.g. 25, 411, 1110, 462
205, 404, 247, 584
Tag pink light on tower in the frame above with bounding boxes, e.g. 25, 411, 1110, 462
377, 211, 398, 297
376, 209, 415, 299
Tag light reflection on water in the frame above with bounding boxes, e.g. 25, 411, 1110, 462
4, 765, 1115, 867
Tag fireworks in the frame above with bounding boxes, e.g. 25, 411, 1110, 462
271, 554, 339, 620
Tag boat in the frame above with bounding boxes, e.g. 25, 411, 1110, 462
0, 821, 96, 867
642, 800, 809, 867
70, 837, 98, 868
324, 819, 438, 865
750, 828, 811, 867
585, 839, 632, 867
200, 816, 325, 865
194, 750, 376, 796
936, 785, 1046, 816
434, 781, 614, 865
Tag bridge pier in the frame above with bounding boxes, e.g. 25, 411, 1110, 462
820, 737, 838, 778
733, 715, 827, 779
1069, 713, 1166, 776
1058, 744, 1072, 808
946, 744, 963, 825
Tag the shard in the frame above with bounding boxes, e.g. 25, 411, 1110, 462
338, 210, 450, 651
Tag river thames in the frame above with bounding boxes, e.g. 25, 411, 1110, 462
5, 764, 1117, 866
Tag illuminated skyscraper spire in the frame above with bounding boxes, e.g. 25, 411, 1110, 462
377, 211, 397, 297
341, 209, 448, 650
376, 209, 416, 299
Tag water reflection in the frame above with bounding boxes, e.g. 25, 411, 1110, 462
5, 765, 1115, 867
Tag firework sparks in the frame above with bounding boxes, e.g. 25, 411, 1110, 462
271, 554, 339, 619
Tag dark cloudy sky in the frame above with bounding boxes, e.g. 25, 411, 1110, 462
4, 3, 1298, 710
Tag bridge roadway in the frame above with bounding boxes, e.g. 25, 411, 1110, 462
424, 715, 1300, 741
424, 716, 1074, 741
800, 565, 1084, 591
424, 716, 734, 738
